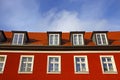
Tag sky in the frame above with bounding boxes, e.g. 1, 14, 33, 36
0, 0, 120, 32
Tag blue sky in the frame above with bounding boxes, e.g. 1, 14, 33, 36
0, 0, 120, 32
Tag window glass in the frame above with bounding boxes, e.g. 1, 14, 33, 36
96, 33, 108, 45
0, 55, 7, 73
73, 34, 84, 45
100, 56, 117, 74
19, 56, 34, 73
12, 33, 24, 45
47, 56, 61, 73
74, 56, 89, 74
49, 34, 59, 45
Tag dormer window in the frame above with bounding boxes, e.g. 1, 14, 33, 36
12, 33, 24, 45
92, 31, 108, 45
71, 32, 85, 46
47, 32, 62, 46
12, 31, 29, 45
96, 33, 108, 45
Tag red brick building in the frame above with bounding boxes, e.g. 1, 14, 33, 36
0, 30, 120, 80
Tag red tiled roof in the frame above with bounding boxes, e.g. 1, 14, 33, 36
3, 31, 120, 46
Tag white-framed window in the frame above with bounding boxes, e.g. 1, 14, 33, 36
0, 55, 7, 73
18, 55, 34, 74
74, 56, 89, 74
12, 33, 24, 45
49, 34, 60, 46
47, 56, 61, 74
100, 55, 117, 74
96, 33, 108, 45
72, 34, 84, 45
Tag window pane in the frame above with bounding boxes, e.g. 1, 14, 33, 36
108, 63, 113, 71
0, 63, 3, 68
13, 34, 18, 44
49, 63, 53, 72
28, 57, 32, 62
27, 68, 31, 72
20, 67, 25, 72
18, 34, 23, 44
0, 57, 5, 62
27, 63, 32, 68
20, 63, 26, 72
78, 35, 82, 45
102, 57, 106, 62
0, 68, 2, 72
22, 63, 26, 67
74, 35, 77, 45
81, 63, 86, 71
50, 35, 53, 44
76, 57, 80, 62
55, 58, 59, 62
103, 63, 108, 72
107, 57, 112, 62
81, 58, 85, 62
55, 35, 58, 45
49, 57, 54, 62
22, 57, 27, 62
76, 64, 80, 72
101, 34, 107, 44
55, 64, 59, 71
97, 34, 102, 44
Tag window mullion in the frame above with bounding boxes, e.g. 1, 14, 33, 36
104, 34, 108, 45
57, 34, 59, 45
81, 34, 83, 45
80, 62, 83, 71
76, 34, 78, 45
73, 34, 75, 45
105, 58, 109, 71
85, 58, 88, 71
25, 58, 28, 72
16, 34, 19, 44
96, 34, 99, 45
53, 35, 55, 45
106, 62, 110, 71
21, 34, 24, 45
100, 34, 103, 45
53, 58, 55, 71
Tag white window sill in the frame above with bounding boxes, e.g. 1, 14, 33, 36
18, 71, 33, 74
75, 71, 89, 74
103, 71, 118, 74
47, 71, 61, 74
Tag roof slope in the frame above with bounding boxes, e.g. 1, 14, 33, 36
2, 31, 120, 46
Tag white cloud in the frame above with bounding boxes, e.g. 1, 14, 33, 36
0, 0, 119, 32
42, 10, 119, 32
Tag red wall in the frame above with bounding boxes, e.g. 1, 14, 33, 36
0, 52, 120, 80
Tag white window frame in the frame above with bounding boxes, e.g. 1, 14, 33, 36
47, 56, 61, 74
74, 56, 89, 74
96, 33, 108, 45
100, 55, 117, 74
18, 55, 34, 74
72, 34, 84, 46
0, 55, 7, 74
49, 34, 60, 46
12, 33, 24, 45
